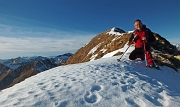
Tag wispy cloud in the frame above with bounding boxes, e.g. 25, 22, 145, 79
0, 35, 94, 59
0, 24, 96, 59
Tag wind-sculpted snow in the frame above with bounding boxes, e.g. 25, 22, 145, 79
0, 54, 180, 107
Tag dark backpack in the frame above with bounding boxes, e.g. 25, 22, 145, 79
146, 28, 156, 43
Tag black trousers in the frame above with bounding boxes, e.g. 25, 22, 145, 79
129, 45, 150, 60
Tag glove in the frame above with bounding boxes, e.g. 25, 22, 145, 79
141, 37, 146, 41
134, 34, 139, 40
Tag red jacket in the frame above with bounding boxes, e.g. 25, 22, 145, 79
134, 25, 146, 48
129, 25, 155, 48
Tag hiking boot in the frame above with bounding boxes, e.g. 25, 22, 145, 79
149, 64, 155, 68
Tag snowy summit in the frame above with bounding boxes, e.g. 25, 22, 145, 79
0, 44, 180, 107
106, 27, 125, 36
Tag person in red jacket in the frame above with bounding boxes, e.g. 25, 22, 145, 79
129, 19, 156, 67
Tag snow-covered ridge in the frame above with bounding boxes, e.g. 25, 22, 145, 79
106, 27, 134, 36
106, 27, 126, 36
0, 54, 180, 107
127, 30, 135, 33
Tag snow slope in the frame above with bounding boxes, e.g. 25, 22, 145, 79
0, 49, 180, 107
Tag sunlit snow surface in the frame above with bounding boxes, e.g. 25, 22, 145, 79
0, 53, 180, 107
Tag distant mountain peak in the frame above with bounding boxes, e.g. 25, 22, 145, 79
174, 44, 180, 48
174, 44, 180, 52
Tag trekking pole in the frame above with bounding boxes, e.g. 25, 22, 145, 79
117, 44, 131, 62
143, 41, 148, 67
117, 36, 136, 62
143, 41, 159, 69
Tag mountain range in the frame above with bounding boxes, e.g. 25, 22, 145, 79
0, 53, 72, 90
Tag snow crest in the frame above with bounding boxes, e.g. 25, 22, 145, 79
0, 54, 180, 107
106, 27, 125, 36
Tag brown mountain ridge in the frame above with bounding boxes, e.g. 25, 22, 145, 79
65, 27, 180, 71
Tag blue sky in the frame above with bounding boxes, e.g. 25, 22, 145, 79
0, 0, 179, 59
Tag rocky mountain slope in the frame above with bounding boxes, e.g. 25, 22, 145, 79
65, 27, 180, 71
0, 53, 72, 90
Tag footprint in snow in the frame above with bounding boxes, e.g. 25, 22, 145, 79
112, 82, 119, 86
120, 80, 126, 84
125, 98, 140, 107
58, 100, 69, 107
27, 91, 34, 94
117, 73, 122, 76
84, 85, 102, 104
144, 94, 163, 106
123, 75, 129, 79
90, 85, 102, 92
37, 82, 44, 86
121, 85, 134, 92
127, 78, 136, 84
71, 78, 76, 81
111, 76, 117, 79
122, 85, 128, 92
40, 86, 47, 90
84, 91, 98, 103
